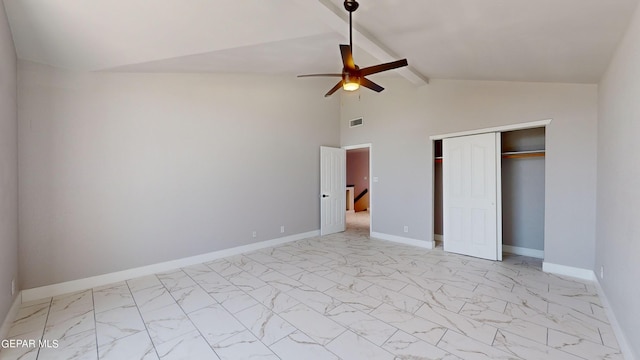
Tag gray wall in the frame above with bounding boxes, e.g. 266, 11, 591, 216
501, 157, 545, 250
340, 79, 597, 270
597, 2, 640, 358
18, 61, 340, 289
0, 0, 18, 325
501, 129, 545, 251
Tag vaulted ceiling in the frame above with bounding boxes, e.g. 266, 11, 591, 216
4, 0, 639, 84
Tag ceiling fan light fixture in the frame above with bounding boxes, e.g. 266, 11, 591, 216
343, 73, 360, 91
343, 80, 360, 91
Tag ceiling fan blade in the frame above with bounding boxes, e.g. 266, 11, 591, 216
297, 74, 342, 78
359, 59, 408, 76
361, 77, 384, 93
325, 81, 344, 97
339, 44, 356, 71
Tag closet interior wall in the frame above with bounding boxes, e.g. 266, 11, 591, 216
501, 128, 546, 255
434, 140, 443, 241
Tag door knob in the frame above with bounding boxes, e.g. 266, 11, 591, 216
322, 194, 330, 198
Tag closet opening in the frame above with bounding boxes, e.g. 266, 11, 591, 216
501, 127, 546, 259
433, 140, 443, 247
432, 125, 546, 259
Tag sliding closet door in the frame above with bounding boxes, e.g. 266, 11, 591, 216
443, 132, 502, 261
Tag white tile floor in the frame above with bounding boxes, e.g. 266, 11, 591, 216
1, 211, 624, 359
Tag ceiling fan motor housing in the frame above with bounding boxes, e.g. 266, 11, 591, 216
342, 70, 360, 85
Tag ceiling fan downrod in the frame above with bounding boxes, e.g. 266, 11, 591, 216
344, 0, 359, 50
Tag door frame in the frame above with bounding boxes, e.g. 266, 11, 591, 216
343, 143, 373, 234
430, 119, 551, 256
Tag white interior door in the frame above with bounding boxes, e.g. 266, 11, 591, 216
443, 132, 502, 260
320, 146, 346, 235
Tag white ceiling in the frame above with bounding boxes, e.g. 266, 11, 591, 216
4, 0, 639, 83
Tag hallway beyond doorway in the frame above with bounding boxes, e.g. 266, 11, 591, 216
346, 209, 370, 235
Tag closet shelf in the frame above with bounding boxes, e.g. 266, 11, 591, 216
501, 150, 545, 159
436, 151, 545, 162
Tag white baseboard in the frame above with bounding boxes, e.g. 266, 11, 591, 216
22, 230, 319, 302
593, 278, 637, 360
542, 262, 596, 281
1, 292, 22, 341
503, 245, 544, 259
371, 232, 434, 249
433, 234, 443, 242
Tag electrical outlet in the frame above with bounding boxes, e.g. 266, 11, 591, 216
600, 265, 604, 279
11, 278, 15, 296
403, 226, 409, 233
252, 231, 257, 238
280, 226, 285, 233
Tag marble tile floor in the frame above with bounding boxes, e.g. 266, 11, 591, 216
1, 226, 624, 360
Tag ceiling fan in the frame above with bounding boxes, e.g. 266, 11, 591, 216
298, 0, 409, 97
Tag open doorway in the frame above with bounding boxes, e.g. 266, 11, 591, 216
345, 144, 371, 234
